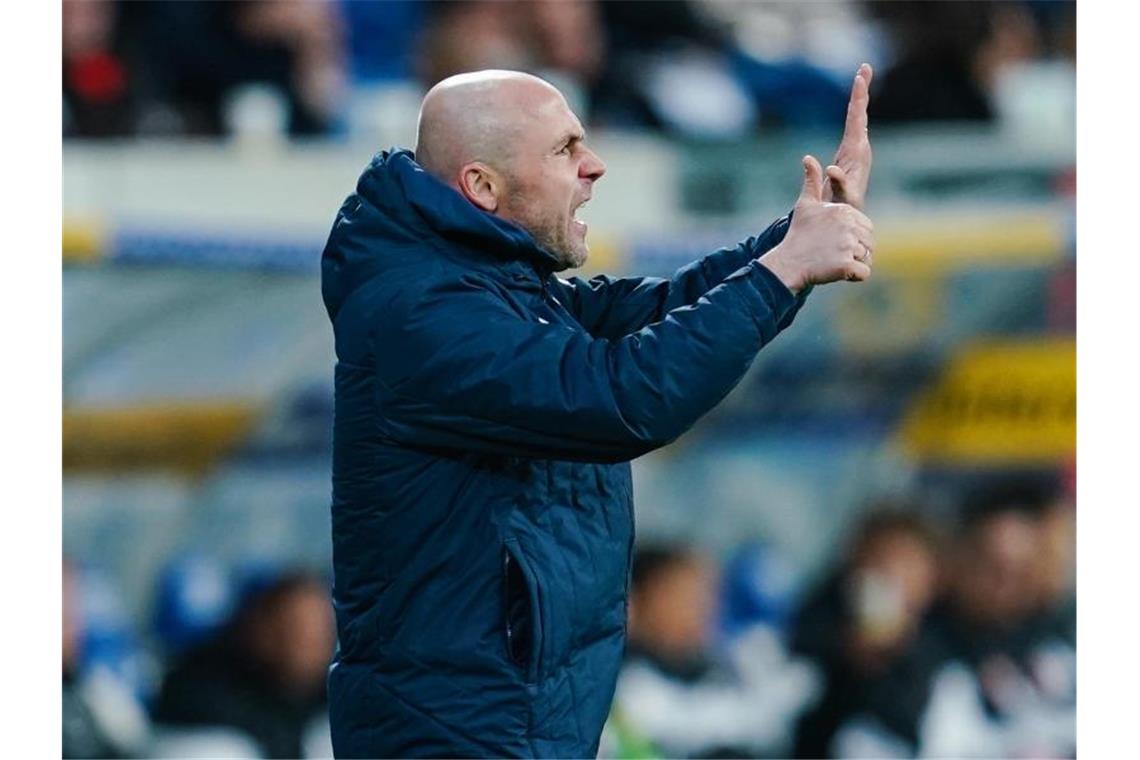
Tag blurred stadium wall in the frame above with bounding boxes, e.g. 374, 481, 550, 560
63, 121, 1074, 620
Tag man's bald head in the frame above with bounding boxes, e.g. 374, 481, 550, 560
411, 69, 606, 271
414, 70, 567, 185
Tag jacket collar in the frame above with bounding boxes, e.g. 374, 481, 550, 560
359, 149, 563, 274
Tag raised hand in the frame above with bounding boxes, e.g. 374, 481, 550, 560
823, 63, 873, 211
760, 155, 875, 293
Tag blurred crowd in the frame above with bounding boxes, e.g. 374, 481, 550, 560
63, 559, 335, 758
60, 6, 1076, 756
63, 0, 1076, 141
63, 467, 1073, 759
602, 467, 1076, 759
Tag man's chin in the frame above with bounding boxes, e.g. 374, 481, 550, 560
557, 246, 589, 272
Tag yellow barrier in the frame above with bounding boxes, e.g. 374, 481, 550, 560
62, 218, 106, 265
61, 211, 1068, 274
63, 402, 260, 474
872, 212, 1066, 275
897, 338, 1076, 464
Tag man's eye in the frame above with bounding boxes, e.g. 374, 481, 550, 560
558, 145, 571, 155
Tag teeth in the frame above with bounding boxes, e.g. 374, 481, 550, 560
573, 198, 590, 222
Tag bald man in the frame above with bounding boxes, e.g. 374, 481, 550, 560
321, 68, 875, 758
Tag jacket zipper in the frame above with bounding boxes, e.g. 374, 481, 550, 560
530, 262, 550, 301
503, 549, 514, 649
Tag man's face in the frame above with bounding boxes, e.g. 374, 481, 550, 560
850, 533, 938, 647
954, 512, 1040, 626
496, 92, 606, 270
251, 583, 335, 695
631, 556, 716, 659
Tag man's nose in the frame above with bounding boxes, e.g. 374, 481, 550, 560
580, 148, 606, 182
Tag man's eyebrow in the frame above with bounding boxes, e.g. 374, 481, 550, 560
555, 129, 586, 148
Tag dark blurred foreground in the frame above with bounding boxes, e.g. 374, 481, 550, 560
63, 468, 1073, 759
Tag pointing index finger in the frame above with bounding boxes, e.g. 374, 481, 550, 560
859, 62, 873, 89
845, 64, 872, 137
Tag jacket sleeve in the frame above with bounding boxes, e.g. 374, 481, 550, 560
551, 214, 809, 340
373, 260, 800, 464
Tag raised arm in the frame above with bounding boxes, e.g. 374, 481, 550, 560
374, 160, 874, 464
374, 260, 799, 464
555, 63, 875, 340
550, 215, 797, 340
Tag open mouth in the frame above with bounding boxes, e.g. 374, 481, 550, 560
572, 196, 590, 230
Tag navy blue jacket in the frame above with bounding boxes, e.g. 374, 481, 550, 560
321, 150, 806, 758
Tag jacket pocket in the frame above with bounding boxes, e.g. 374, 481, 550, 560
502, 538, 543, 684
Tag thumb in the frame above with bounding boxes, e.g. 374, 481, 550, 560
797, 155, 824, 206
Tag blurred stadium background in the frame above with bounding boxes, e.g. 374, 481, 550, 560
61, 1, 1075, 758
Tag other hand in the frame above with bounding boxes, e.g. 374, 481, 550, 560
760, 155, 875, 293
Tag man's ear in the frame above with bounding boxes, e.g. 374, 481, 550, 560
458, 162, 501, 213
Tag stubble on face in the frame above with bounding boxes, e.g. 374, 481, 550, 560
503, 177, 588, 271
421, 73, 593, 271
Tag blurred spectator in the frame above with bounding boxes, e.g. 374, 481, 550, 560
790, 508, 944, 758
591, 0, 759, 137
64, 0, 1075, 141
1028, 487, 1075, 641
931, 474, 1064, 663
413, 0, 848, 138
152, 554, 236, 658
79, 1, 347, 138
151, 570, 335, 759
340, 0, 423, 85
1026, 0, 1076, 61
63, 560, 151, 759
596, 0, 855, 135
866, 1, 1044, 124
628, 544, 718, 674
699, 0, 877, 80
528, 0, 606, 85
415, 1, 605, 124
62, 0, 136, 137
416, 1, 533, 90
919, 472, 1075, 757
718, 539, 802, 640
606, 543, 819, 758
